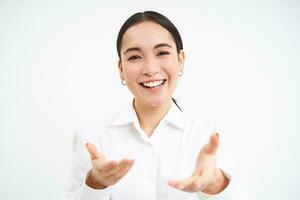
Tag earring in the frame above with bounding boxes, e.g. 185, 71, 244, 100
179, 70, 184, 76
121, 79, 126, 85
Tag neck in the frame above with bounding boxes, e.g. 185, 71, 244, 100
133, 98, 172, 137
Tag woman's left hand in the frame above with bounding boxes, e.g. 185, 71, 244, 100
168, 133, 229, 194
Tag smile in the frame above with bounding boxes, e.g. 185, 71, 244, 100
140, 79, 166, 88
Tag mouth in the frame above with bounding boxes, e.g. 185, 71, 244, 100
139, 79, 167, 89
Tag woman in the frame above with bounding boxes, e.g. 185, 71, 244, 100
68, 11, 247, 200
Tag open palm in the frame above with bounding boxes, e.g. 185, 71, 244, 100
168, 133, 228, 194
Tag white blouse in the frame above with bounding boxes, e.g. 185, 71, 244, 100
68, 100, 248, 200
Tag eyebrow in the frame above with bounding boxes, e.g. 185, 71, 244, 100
124, 43, 173, 54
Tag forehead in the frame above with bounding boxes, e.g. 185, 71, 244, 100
121, 21, 175, 51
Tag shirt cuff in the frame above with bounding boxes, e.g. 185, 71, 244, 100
80, 183, 111, 200
197, 169, 234, 199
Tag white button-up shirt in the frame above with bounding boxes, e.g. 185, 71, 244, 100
68, 100, 248, 200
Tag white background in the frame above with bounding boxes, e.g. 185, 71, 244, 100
1, 0, 299, 199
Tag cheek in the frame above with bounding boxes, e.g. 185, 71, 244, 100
163, 60, 180, 79
123, 65, 140, 83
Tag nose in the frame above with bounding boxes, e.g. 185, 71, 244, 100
141, 57, 160, 76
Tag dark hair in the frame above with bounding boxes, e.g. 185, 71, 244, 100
116, 11, 183, 58
117, 11, 183, 112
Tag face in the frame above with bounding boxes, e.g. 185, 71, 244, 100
119, 21, 185, 108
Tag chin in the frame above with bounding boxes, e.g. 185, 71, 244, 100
144, 96, 171, 108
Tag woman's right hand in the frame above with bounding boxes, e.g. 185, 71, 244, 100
85, 143, 135, 189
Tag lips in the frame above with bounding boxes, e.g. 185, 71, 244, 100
139, 79, 167, 88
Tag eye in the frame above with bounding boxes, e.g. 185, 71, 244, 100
157, 51, 170, 56
128, 55, 141, 61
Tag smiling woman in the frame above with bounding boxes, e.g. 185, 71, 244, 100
118, 20, 184, 113
68, 11, 248, 200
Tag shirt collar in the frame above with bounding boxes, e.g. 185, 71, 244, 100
108, 99, 138, 126
109, 99, 186, 130
163, 100, 186, 130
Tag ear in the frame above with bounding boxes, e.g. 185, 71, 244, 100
118, 59, 124, 79
178, 50, 185, 71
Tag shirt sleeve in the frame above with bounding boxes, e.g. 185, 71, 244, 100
196, 169, 249, 200
196, 123, 250, 200
67, 129, 111, 200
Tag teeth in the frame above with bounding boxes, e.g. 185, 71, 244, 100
142, 80, 164, 88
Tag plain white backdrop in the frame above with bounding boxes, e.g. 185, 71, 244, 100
1, 0, 299, 199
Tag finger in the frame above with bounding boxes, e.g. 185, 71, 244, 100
93, 160, 118, 171
168, 177, 194, 190
113, 162, 134, 179
169, 176, 203, 192
168, 180, 181, 189
107, 160, 134, 180
105, 159, 134, 177
204, 133, 219, 154
86, 142, 104, 160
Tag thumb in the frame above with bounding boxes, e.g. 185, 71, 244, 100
203, 133, 219, 154
86, 142, 104, 160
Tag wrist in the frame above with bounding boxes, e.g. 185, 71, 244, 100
202, 169, 229, 195
85, 169, 108, 190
